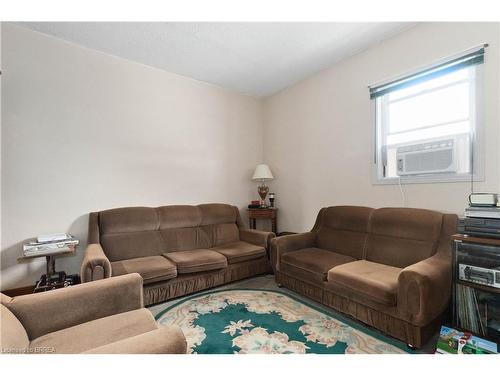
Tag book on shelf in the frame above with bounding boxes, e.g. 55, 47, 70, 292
456, 283, 486, 336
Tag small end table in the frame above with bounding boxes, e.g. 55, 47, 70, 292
247, 208, 278, 234
18, 246, 80, 293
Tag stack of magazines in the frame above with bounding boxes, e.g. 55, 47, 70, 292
23, 233, 79, 257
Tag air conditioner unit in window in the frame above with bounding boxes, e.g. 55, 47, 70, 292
396, 138, 457, 176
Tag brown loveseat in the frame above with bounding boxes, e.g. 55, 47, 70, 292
271, 206, 457, 348
0, 274, 187, 354
81, 203, 274, 305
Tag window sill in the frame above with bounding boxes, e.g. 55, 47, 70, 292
373, 173, 485, 185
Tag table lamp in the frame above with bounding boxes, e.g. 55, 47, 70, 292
252, 164, 274, 207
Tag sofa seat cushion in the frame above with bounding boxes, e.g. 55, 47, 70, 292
212, 241, 266, 264
327, 260, 401, 306
29, 308, 157, 354
281, 248, 356, 283
163, 249, 227, 274
111, 256, 177, 285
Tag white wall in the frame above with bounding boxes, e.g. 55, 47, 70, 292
2, 22, 499, 290
263, 22, 500, 233
0, 24, 264, 290
0, 24, 3, 278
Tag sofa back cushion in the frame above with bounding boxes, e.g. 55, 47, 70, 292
199, 204, 240, 246
0, 302, 30, 353
101, 231, 164, 262
97, 204, 239, 261
365, 207, 443, 268
158, 205, 211, 253
315, 206, 374, 259
99, 207, 163, 262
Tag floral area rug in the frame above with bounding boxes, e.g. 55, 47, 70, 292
154, 289, 410, 354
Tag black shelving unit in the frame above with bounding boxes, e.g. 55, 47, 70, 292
451, 234, 500, 343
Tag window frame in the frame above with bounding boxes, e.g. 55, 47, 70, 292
371, 63, 485, 185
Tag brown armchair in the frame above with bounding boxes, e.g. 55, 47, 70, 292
0, 273, 187, 354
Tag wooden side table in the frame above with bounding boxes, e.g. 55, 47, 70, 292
247, 208, 278, 234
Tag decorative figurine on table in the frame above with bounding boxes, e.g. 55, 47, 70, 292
269, 192, 275, 208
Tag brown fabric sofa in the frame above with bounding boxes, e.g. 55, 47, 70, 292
81, 203, 275, 306
0, 274, 187, 354
271, 206, 457, 348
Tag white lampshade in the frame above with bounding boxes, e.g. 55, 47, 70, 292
252, 164, 274, 181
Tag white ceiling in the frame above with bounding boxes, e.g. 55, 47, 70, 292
18, 22, 416, 97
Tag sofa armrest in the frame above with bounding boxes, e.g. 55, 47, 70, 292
5, 273, 144, 340
80, 243, 112, 283
83, 325, 187, 354
239, 228, 275, 248
270, 232, 316, 272
397, 252, 452, 326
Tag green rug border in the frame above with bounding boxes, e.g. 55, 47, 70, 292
153, 287, 414, 353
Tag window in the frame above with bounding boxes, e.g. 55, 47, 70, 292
371, 47, 485, 184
